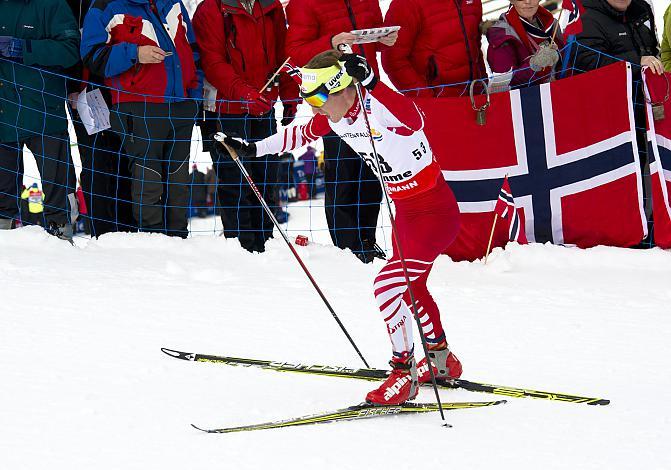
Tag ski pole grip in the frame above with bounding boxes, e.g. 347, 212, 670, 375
222, 141, 239, 162
214, 133, 239, 161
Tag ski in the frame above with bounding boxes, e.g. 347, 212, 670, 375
191, 400, 506, 434
162, 347, 610, 406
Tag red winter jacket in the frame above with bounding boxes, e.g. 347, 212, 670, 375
382, 0, 486, 97
192, 0, 298, 115
285, 0, 383, 73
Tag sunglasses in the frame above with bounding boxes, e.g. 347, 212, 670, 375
301, 84, 330, 108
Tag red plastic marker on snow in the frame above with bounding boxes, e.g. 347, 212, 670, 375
295, 235, 309, 246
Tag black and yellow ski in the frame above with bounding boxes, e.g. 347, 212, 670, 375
191, 400, 506, 433
162, 348, 610, 406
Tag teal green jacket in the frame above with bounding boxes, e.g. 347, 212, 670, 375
0, 0, 80, 142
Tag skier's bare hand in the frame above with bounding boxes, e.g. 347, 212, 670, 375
138, 46, 167, 64
641, 56, 664, 75
378, 31, 398, 46
331, 32, 356, 50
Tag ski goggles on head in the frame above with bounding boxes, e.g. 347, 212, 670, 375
301, 84, 330, 108
299, 64, 353, 108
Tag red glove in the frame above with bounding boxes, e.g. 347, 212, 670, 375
243, 90, 272, 116
281, 101, 298, 127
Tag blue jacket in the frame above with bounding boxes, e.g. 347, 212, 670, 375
81, 0, 202, 103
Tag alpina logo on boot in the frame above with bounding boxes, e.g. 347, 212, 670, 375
383, 374, 410, 400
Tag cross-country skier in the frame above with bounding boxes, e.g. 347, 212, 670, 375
214, 50, 462, 405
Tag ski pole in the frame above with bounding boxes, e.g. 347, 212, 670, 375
214, 134, 370, 368
338, 44, 450, 426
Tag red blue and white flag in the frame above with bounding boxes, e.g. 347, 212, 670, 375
562, 0, 584, 36
282, 60, 302, 84
643, 69, 671, 248
418, 61, 646, 261
494, 176, 526, 242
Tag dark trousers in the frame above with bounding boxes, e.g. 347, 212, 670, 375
203, 111, 278, 252
72, 111, 134, 237
323, 132, 382, 253
112, 101, 197, 238
0, 133, 77, 225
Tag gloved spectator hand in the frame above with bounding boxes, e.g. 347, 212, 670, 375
213, 132, 257, 159
243, 90, 272, 116
0, 36, 23, 59
341, 53, 378, 90
281, 101, 298, 127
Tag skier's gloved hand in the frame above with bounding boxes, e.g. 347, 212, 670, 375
213, 133, 257, 159
341, 53, 378, 91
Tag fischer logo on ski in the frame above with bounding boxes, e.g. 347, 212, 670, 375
191, 400, 507, 434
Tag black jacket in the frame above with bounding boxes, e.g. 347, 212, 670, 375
573, 0, 658, 73
64, 0, 89, 94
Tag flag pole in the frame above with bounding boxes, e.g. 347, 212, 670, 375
258, 57, 292, 94
484, 213, 498, 265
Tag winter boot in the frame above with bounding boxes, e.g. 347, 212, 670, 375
46, 221, 74, 243
417, 343, 462, 384
365, 356, 418, 405
355, 239, 387, 264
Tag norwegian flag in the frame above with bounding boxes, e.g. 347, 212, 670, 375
418, 61, 646, 261
643, 69, 671, 248
562, 0, 584, 36
495, 176, 525, 242
281, 60, 302, 84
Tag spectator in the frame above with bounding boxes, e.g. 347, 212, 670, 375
382, 0, 486, 97
486, 0, 565, 88
65, 0, 135, 238
286, 0, 395, 263
660, 3, 671, 71
204, 166, 217, 210
189, 164, 208, 218
0, 0, 80, 240
20, 183, 44, 227
81, 0, 202, 239
573, 0, 660, 76
298, 146, 318, 198
193, 0, 297, 253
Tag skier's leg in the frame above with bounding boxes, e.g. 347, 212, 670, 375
393, 181, 462, 382
373, 256, 437, 359
365, 253, 437, 405
402, 266, 445, 347
399, 265, 462, 381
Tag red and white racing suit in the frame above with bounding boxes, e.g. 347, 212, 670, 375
256, 82, 461, 360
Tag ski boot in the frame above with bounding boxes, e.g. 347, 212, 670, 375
365, 356, 418, 405
417, 342, 462, 384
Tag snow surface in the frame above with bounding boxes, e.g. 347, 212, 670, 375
5, 0, 671, 467
1, 225, 671, 469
